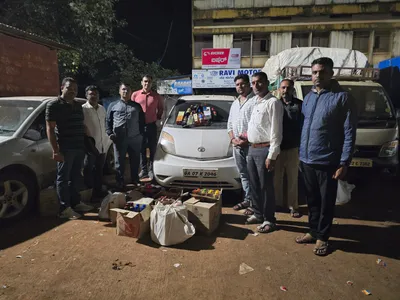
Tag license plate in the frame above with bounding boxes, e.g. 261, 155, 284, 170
350, 158, 373, 168
183, 169, 218, 178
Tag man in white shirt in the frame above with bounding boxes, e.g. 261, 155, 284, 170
246, 72, 284, 234
82, 85, 110, 198
227, 74, 255, 216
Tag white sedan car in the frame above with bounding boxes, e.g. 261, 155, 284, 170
153, 95, 241, 190
0, 96, 114, 221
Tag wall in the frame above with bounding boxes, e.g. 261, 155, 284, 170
0, 33, 60, 96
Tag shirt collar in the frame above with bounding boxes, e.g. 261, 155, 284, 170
141, 90, 152, 95
256, 92, 274, 102
85, 101, 99, 109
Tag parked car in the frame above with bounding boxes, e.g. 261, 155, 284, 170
0, 96, 114, 221
153, 95, 241, 190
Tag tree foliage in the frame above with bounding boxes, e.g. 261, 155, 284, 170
0, 0, 178, 95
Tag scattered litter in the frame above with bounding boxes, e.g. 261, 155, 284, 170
112, 260, 134, 270
182, 276, 186, 279
173, 263, 181, 268
346, 281, 354, 286
16, 255, 22, 259
2, 285, 8, 289
266, 266, 272, 271
31, 259, 35, 262
376, 258, 387, 267
239, 263, 254, 275
252, 232, 259, 237
99, 233, 104, 236
361, 289, 372, 295
93, 221, 99, 224
333, 219, 339, 225
162, 249, 168, 252
280, 286, 288, 292
54, 228, 58, 231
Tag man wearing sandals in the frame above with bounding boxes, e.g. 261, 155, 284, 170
274, 79, 302, 218
228, 74, 255, 216
295, 57, 357, 256
246, 72, 284, 233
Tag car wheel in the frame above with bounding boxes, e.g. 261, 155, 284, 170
103, 146, 115, 175
0, 171, 36, 221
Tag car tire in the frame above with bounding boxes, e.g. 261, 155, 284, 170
0, 170, 36, 222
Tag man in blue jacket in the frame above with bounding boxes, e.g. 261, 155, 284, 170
106, 83, 145, 190
295, 57, 357, 256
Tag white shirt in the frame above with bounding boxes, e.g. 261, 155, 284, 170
227, 93, 255, 138
247, 93, 284, 160
82, 102, 110, 154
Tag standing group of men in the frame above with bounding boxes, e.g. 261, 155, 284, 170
228, 57, 357, 256
45, 75, 164, 220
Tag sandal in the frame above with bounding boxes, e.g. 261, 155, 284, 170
295, 233, 316, 244
290, 210, 302, 218
243, 207, 254, 216
246, 215, 263, 224
233, 201, 250, 211
257, 222, 276, 234
313, 240, 329, 256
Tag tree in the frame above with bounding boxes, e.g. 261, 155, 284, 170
0, 0, 178, 95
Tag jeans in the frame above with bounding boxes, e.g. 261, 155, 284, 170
247, 146, 276, 223
57, 149, 85, 212
233, 146, 251, 202
300, 162, 338, 241
140, 122, 158, 173
114, 135, 143, 185
273, 147, 299, 210
83, 153, 106, 196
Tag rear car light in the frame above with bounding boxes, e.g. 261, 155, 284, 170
378, 140, 398, 157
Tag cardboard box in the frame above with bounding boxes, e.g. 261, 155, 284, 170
184, 197, 222, 235
108, 192, 127, 224
110, 206, 151, 239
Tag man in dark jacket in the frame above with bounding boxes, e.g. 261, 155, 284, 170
106, 83, 145, 190
295, 57, 357, 256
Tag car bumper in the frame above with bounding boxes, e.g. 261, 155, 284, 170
153, 150, 241, 190
350, 155, 398, 170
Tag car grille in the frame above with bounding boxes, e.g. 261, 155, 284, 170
353, 145, 381, 158
170, 180, 235, 188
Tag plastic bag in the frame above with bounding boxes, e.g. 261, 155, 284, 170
98, 192, 126, 220
336, 180, 355, 205
150, 202, 195, 246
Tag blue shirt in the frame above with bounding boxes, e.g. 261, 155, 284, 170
106, 99, 145, 139
299, 81, 358, 166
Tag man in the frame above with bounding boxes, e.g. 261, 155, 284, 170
82, 85, 110, 199
46, 77, 93, 219
246, 72, 284, 233
107, 83, 145, 190
131, 75, 164, 180
273, 79, 302, 218
228, 74, 255, 216
295, 57, 357, 256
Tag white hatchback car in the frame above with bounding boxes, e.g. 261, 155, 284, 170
153, 95, 241, 190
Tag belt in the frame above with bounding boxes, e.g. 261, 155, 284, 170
250, 142, 270, 148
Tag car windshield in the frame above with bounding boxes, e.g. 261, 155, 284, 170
166, 100, 233, 129
0, 100, 41, 136
301, 85, 394, 120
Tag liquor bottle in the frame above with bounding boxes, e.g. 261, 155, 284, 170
211, 107, 217, 117
187, 113, 194, 126
181, 107, 191, 126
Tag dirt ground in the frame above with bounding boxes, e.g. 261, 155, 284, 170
1, 175, 399, 300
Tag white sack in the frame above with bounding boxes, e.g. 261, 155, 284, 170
336, 180, 355, 205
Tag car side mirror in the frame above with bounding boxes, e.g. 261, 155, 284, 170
24, 129, 42, 141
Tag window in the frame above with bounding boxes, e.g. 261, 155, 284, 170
253, 34, 270, 56
353, 31, 369, 53
374, 31, 391, 52
194, 35, 213, 57
312, 32, 329, 47
233, 34, 251, 56
292, 33, 309, 48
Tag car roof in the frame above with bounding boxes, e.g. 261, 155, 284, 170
0, 96, 87, 102
179, 95, 236, 101
295, 81, 383, 87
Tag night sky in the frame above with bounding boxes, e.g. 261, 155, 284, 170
115, 0, 192, 75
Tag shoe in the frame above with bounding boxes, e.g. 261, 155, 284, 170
246, 215, 263, 224
139, 170, 148, 179
74, 202, 94, 213
59, 207, 82, 220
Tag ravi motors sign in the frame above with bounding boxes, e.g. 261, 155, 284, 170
201, 48, 241, 69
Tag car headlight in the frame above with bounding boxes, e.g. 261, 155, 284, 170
379, 140, 398, 157
160, 131, 176, 155
227, 143, 233, 157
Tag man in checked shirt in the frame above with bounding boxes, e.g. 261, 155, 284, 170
246, 72, 284, 234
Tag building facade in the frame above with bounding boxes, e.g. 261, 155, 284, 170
192, 0, 400, 69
